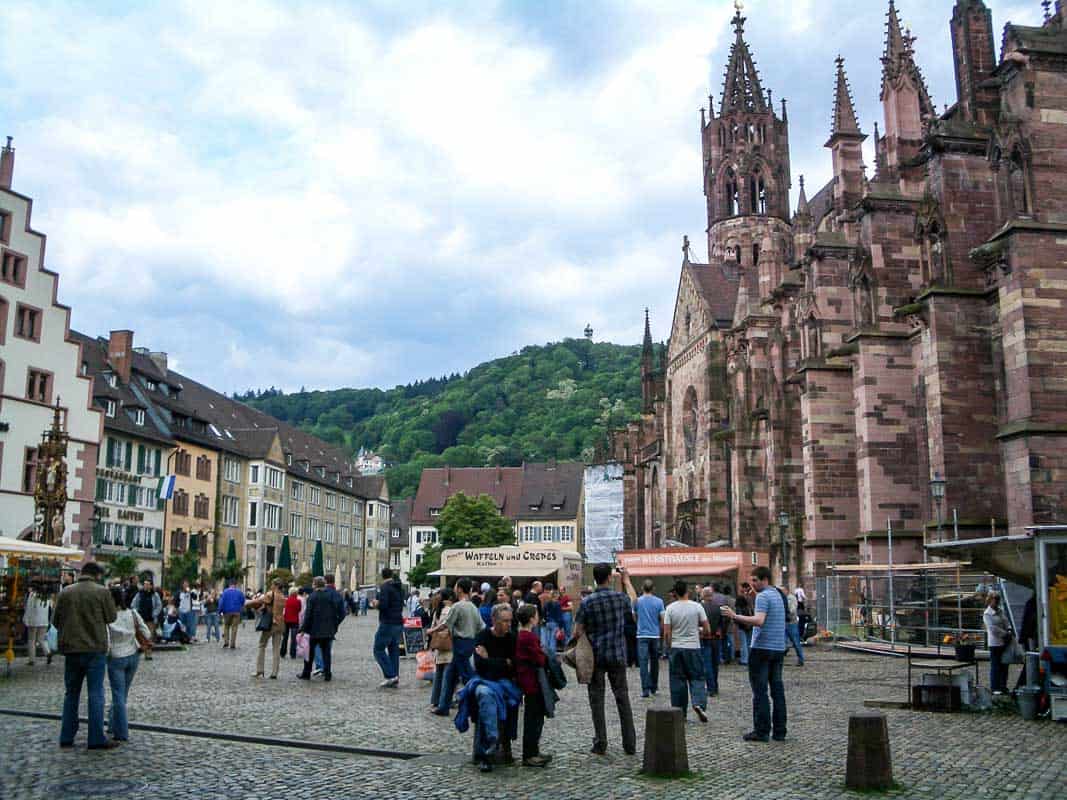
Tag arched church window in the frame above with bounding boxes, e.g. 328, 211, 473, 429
719, 126, 725, 148
734, 245, 742, 264
724, 169, 739, 216
684, 309, 691, 336
753, 243, 761, 265
749, 172, 768, 215
682, 386, 698, 463
748, 123, 756, 142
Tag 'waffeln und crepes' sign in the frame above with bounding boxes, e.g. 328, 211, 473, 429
439, 547, 581, 578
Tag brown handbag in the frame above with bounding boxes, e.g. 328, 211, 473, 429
429, 627, 452, 652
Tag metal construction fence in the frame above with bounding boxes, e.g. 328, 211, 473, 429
813, 564, 1004, 649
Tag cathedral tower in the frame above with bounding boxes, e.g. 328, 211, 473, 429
701, 3, 791, 283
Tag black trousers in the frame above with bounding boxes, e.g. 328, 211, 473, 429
522, 692, 546, 760
301, 637, 333, 678
281, 622, 299, 658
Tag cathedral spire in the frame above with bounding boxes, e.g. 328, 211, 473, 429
880, 0, 935, 115
642, 308, 654, 357
830, 56, 863, 140
720, 1, 767, 115
795, 175, 810, 218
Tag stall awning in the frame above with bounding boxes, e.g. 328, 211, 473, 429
432, 547, 582, 579
616, 548, 762, 577
0, 536, 84, 561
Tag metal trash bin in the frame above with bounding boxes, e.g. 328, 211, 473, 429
1017, 687, 1040, 721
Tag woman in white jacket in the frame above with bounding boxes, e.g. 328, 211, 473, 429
983, 591, 1012, 695
107, 586, 152, 742
22, 584, 53, 665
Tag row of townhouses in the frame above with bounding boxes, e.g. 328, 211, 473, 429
0, 141, 389, 589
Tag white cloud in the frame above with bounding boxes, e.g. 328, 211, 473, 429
1, 0, 1036, 390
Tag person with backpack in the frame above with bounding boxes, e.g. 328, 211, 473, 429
699, 585, 726, 697
781, 586, 804, 666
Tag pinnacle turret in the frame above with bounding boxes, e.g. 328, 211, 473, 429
829, 56, 863, 141
880, 0, 935, 115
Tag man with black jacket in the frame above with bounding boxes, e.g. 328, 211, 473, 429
299, 577, 344, 681
373, 568, 404, 688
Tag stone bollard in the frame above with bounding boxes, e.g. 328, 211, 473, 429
845, 711, 894, 791
641, 708, 688, 777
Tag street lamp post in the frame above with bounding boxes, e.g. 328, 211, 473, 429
777, 511, 790, 582
929, 473, 946, 544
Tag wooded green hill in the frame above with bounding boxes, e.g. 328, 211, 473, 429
238, 339, 644, 498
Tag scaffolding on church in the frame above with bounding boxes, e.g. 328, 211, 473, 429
813, 561, 1004, 652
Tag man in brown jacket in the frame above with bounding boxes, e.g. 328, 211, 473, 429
53, 562, 118, 749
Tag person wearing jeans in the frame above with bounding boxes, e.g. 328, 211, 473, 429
699, 586, 724, 697
983, 592, 1012, 694
785, 620, 805, 665
53, 562, 118, 749
433, 578, 485, 714
575, 564, 638, 756
218, 580, 245, 648
105, 586, 151, 741
724, 566, 788, 742
633, 580, 665, 698
663, 581, 710, 722
202, 591, 221, 643
374, 568, 405, 687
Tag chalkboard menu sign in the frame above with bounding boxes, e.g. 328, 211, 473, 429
401, 616, 425, 657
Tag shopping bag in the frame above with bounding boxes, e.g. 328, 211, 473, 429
415, 649, 435, 681
46, 625, 59, 654
295, 632, 310, 660
1002, 638, 1024, 664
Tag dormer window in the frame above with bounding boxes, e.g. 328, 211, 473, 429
134, 409, 145, 426
286, 454, 293, 466
81, 361, 89, 376
146, 379, 157, 391
317, 466, 325, 478
529, 504, 541, 512
105, 400, 116, 418
106, 373, 118, 388
429, 507, 441, 517
552, 503, 564, 511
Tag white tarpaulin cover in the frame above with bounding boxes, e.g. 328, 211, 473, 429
0, 536, 84, 561
583, 464, 624, 564
433, 547, 582, 587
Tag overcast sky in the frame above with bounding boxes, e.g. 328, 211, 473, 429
1, 0, 1043, 392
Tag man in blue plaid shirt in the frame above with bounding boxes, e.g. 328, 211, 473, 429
574, 563, 637, 756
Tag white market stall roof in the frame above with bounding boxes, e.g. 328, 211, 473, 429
0, 536, 84, 561
430, 547, 582, 578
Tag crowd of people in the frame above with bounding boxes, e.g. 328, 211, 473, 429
38, 558, 803, 762
376, 563, 804, 767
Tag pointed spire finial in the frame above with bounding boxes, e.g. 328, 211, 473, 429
830, 55, 863, 139
642, 309, 654, 358
720, 0, 768, 115
796, 174, 811, 219
682, 235, 691, 262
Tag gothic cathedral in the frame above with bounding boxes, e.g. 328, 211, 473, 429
610, 1, 1067, 584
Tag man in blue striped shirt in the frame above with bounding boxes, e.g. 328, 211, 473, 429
724, 566, 787, 742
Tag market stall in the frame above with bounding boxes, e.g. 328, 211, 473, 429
431, 546, 583, 591
1, 536, 84, 671
614, 547, 768, 593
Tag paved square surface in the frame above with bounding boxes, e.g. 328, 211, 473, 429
1, 615, 1065, 799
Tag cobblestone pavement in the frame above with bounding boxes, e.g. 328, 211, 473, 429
2, 615, 1065, 799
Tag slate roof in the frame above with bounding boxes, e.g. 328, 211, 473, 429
515, 462, 585, 521
807, 178, 834, 228
411, 466, 525, 524
69, 331, 175, 447
71, 329, 387, 501
390, 498, 413, 547
686, 261, 740, 328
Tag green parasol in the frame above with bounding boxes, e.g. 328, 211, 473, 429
277, 536, 292, 571
311, 539, 324, 578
